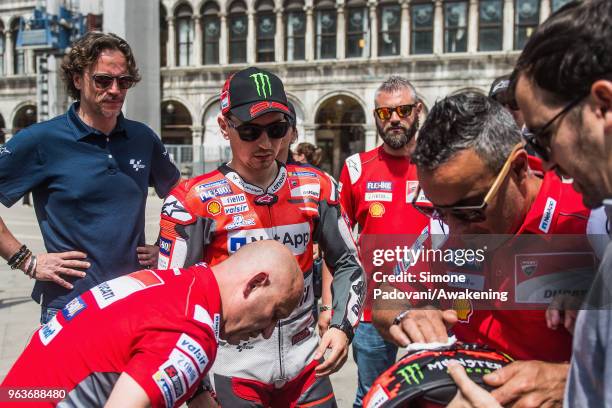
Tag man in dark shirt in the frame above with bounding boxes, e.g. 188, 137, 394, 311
0, 32, 180, 324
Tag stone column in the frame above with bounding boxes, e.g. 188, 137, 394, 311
336, 2, 345, 59
166, 16, 176, 67
25, 50, 35, 74
503, 0, 514, 50
304, 124, 316, 144
468, 0, 478, 52
193, 14, 203, 66
365, 127, 377, 151
219, 13, 228, 65
192, 126, 204, 175
305, 5, 314, 61
5, 30, 14, 76
368, 1, 378, 58
433, 0, 443, 54
540, 0, 551, 23
247, 9, 256, 63
400, 0, 410, 57
275, 7, 285, 62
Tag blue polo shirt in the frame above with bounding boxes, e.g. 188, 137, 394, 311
0, 103, 180, 308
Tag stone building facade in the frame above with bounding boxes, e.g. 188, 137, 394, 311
0, 0, 572, 176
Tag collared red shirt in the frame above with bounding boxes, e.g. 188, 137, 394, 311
339, 145, 431, 321
0, 102, 180, 308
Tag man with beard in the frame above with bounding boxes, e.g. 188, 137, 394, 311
0, 32, 179, 324
338, 76, 430, 407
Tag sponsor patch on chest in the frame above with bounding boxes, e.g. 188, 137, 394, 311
227, 222, 311, 255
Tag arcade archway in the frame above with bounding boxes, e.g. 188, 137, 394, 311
315, 94, 366, 177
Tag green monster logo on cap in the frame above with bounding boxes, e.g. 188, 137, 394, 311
250, 72, 272, 98
397, 363, 424, 385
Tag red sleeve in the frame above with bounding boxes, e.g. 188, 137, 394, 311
124, 330, 216, 408
339, 163, 357, 227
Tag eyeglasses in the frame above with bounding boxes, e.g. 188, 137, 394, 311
412, 143, 524, 223
91, 74, 136, 90
227, 118, 290, 142
374, 104, 417, 121
521, 95, 585, 162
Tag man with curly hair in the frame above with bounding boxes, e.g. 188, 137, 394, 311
0, 32, 180, 324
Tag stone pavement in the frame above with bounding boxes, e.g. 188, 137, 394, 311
0, 198, 359, 406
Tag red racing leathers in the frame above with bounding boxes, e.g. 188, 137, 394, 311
158, 162, 365, 399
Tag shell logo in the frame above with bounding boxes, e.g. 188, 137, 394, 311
369, 202, 385, 218
453, 298, 473, 323
207, 200, 222, 216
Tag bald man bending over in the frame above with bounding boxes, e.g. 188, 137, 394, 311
2, 240, 303, 408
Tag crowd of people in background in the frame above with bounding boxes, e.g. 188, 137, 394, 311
0, 0, 610, 407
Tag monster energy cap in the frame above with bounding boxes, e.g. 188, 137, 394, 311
220, 67, 291, 122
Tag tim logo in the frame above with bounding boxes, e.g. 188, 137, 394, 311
129, 159, 146, 172
250, 73, 272, 98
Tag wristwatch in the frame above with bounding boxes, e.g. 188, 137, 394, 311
329, 321, 354, 343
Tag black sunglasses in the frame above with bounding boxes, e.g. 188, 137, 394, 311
227, 118, 290, 142
521, 95, 586, 162
411, 143, 524, 223
91, 73, 136, 90
374, 104, 417, 121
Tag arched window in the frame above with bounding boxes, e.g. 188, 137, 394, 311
315, 0, 337, 59
11, 19, 25, 75
551, 0, 571, 12
12, 105, 37, 134
444, 1, 468, 53
229, 0, 248, 63
411, 1, 434, 54
256, 0, 276, 62
160, 4, 168, 66
315, 95, 366, 177
202, 2, 220, 65
479, 0, 503, 51
285, 0, 305, 61
161, 101, 193, 145
175, 3, 194, 66
514, 0, 540, 49
345, 0, 369, 58
378, 1, 400, 56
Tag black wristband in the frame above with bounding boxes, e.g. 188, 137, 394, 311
330, 322, 354, 344
8, 245, 27, 267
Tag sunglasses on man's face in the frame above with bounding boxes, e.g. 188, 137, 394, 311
520, 95, 586, 162
374, 104, 417, 121
91, 74, 136, 90
227, 118, 290, 142
411, 143, 524, 223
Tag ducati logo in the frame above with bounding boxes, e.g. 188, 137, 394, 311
254, 193, 278, 206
